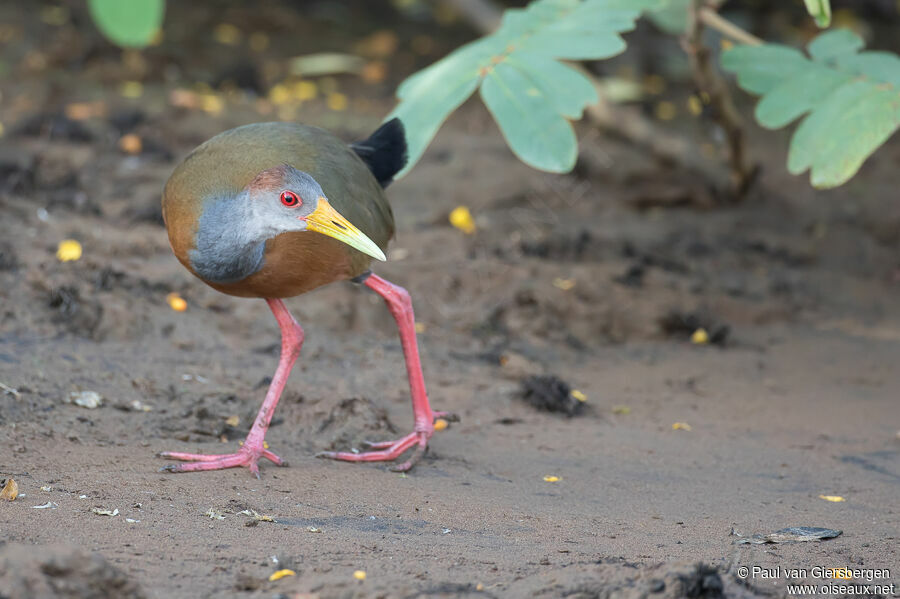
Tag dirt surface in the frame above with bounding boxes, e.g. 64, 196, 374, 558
1, 2, 899, 598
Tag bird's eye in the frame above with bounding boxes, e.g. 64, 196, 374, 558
280, 191, 301, 207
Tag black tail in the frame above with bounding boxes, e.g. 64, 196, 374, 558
351, 118, 408, 188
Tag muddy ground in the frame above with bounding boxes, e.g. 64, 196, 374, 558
0, 1, 898, 598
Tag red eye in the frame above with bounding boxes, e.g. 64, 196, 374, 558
280, 191, 301, 207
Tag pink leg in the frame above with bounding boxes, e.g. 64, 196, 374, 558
317, 274, 453, 471
159, 299, 303, 478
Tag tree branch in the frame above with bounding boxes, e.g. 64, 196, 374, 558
699, 8, 763, 46
684, 0, 758, 198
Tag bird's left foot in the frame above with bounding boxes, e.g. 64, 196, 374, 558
316, 413, 458, 472
158, 444, 285, 478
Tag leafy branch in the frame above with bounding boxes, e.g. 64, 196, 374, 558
721, 29, 900, 188
389, 0, 663, 177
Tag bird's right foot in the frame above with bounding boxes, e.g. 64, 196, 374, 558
158, 444, 284, 478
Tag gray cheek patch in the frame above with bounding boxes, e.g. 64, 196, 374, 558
189, 192, 267, 284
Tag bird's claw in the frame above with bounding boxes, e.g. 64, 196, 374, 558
157, 445, 284, 476
433, 411, 460, 423
316, 430, 431, 472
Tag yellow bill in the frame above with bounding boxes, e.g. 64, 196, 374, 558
304, 197, 386, 261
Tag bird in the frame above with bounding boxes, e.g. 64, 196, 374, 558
159, 118, 451, 476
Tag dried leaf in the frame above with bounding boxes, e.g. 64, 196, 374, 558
268, 569, 295, 582
735, 526, 842, 544
0, 479, 18, 501
819, 495, 845, 502
239, 509, 274, 522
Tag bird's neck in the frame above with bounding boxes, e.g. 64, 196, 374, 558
188, 191, 268, 284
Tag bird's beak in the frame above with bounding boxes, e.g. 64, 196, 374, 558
303, 197, 386, 261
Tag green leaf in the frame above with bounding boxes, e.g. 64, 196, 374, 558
723, 29, 900, 188
480, 63, 577, 172
520, 31, 626, 60
646, 0, 690, 34
836, 52, 900, 88
88, 0, 164, 48
807, 29, 863, 61
389, 0, 660, 176
505, 53, 598, 118
754, 67, 850, 129
720, 45, 809, 94
803, 0, 832, 28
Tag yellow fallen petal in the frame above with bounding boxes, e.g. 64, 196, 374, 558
268, 569, 295, 582
268, 84, 291, 106
687, 95, 703, 116
263, 441, 269, 449
56, 239, 82, 262
691, 328, 709, 345
201, 94, 224, 115
433, 418, 448, 431
552, 278, 576, 291
672, 422, 692, 431
543, 475, 560, 483
449, 206, 476, 234
120, 81, 144, 99
414, 322, 427, 333
612, 405, 631, 415
828, 568, 852, 580
293, 80, 317, 101
225, 415, 240, 427
361, 60, 387, 83
819, 495, 845, 502
118, 134, 142, 155
353, 570, 366, 581
0, 478, 18, 501
570, 389, 587, 402
213, 23, 242, 46
166, 293, 187, 312
326, 92, 348, 111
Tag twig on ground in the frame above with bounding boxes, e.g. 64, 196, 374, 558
0, 381, 21, 398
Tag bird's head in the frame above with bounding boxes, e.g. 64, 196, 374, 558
245, 164, 385, 261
